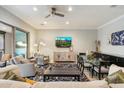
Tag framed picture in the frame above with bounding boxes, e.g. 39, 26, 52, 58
111, 30, 124, 45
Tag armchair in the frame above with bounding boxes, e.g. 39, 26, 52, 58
18, 63, 36, 77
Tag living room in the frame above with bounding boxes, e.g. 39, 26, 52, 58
0, 0, 124, 90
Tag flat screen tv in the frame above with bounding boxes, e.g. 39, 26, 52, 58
56, 37, 72, 48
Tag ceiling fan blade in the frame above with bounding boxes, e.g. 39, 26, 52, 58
54, 12, 64, 17
45, 14, 51, 18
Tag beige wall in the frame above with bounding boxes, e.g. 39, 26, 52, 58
0, 7, 36, 57
36, 29, 97, 61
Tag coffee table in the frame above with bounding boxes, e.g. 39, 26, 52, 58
43, 63, 81, 82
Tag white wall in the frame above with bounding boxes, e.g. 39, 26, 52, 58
0, 7, 36, 57
36, 29, 97, 60
98, 15, 124, 57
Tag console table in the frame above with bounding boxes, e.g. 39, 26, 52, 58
93, 51, 124, 67
54, 52, 76, 62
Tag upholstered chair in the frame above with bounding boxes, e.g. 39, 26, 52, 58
18, 63, 36, 77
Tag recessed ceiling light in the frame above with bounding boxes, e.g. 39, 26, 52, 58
43, 21, 47, 25
68, 6, 72, 11
33, 7, 38, 11
65, 21, 70, 25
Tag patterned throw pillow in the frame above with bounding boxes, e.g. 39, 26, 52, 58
105, 70, 124, 84
3, 70, 25, 82
3, 71, 36, 85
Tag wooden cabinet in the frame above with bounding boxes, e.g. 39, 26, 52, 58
54, 52, 76, 62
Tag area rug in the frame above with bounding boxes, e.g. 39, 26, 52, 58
30, 65, 90, 82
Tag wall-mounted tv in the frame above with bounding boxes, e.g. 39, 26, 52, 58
56, 37, 72, 48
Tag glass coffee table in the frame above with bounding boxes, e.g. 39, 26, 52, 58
43, 63, 81, 82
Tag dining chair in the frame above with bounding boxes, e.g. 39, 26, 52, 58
77, 55, 84, 75
91, 60, 109, 80
79, 53, 92, 71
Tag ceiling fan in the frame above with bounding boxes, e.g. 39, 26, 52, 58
45, 7, 65, 18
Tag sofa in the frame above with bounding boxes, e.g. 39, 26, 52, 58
0, 64, 124, 88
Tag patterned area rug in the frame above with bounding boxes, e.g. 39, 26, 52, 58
31, 65, 89, 82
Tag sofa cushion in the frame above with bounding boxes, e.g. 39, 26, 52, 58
0, 65, 19, 79
109, 84, 124, 88
0, 79, 31, 88
11, 57, 22, 64
32, 80, 109, 88
109, 64, 124, 75
3, 70, 25, 82
106, 70, 124, 84
11, 56, 30, 64
2, 70, 36, 85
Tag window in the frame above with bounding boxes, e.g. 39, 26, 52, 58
15, 29, 29, 58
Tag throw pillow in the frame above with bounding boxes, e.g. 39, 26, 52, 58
3, 70, 25, 82
3, 70, 36, 85
25, 78, 36, 85
109, 64, 124, 75
105, 70, 124, 84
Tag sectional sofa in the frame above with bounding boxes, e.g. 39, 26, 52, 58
0, 64, 124, 88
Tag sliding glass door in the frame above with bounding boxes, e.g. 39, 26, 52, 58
15, 29, 28, 58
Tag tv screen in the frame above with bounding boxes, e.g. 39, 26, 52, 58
56, 37, 72, 47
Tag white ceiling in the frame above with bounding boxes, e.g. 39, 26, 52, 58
2, 5, 124, 30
